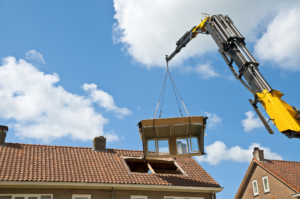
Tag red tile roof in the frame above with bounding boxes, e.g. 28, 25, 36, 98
255, 159, 300, 192
0, 143, 220, 187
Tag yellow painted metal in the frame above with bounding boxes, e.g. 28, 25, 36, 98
192, 17, 210, 38
257, 89, 300, 133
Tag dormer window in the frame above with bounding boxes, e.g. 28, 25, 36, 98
138, 116, 206, 159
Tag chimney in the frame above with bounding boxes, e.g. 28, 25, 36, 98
0, 125, 8, 145
93, 136, 106, 151
253, 147, 264, 161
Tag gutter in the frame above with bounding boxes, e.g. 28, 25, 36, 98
292, 192, 300, 198
0, 181, 223, 193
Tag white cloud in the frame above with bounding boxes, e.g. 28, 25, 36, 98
0, 56, 130, 142
205, 112, 222, 129
113, 0, 290, 68
181, 64, 220, 79
25, 50, 45, 64
196, 141, 282, 165
255, 7, 300, 70
242, 111, 264, 132
83, 83, 132, 119
195, 64, 220, 79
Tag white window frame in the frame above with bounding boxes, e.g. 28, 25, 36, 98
0, 194, 53, 199
176, 137, 189, 154
147, 138, 170, 156
131, 196, 148, 199
72, 195, 91, 199
252, 180, 259, 196
164, 197, 204, 199
262, 176, 270, 193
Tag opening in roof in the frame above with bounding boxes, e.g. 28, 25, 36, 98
124, 158, 183, 175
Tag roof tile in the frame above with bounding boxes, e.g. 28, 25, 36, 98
0, 143, 220, 187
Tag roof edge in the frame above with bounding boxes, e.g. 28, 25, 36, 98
4, 142, 145, 152
0, 181, 223, 193
234, 159, 256, 199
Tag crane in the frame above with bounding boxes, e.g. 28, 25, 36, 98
166, 14, 300, 139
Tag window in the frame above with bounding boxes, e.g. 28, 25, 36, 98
131, 196, 147, 199
72, 195, 91, 199
124, 158, 184, 175
262, 176, 270, 193
148, 139, 170, 156
176, 137, 200, 155
177, 139, 188, 154
0, 195, 52, 199
252, 180, 259, 196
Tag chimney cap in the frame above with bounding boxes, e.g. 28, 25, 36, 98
254, 147, 259, 151
253, 147, 264, 161
0, 125, 8, 132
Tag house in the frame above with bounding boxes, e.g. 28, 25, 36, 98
235, 147, 300, 199
0, 129, 223, 199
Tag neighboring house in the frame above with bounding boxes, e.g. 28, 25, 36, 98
235, 147, 300, 199
0, 131, 223, 199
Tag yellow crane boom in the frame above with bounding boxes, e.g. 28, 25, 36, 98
166, 14, 300, 138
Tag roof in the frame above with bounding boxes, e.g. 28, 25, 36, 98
255, 159, 300, 192
235, 158, 300, 198
0, 143, 220, 188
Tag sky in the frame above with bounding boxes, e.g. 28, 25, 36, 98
0, 0, 300, 198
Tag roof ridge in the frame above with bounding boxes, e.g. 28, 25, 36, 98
6, 142, 92, 149
111, 148, 143, 152
264, 159, 300, 163
5, 142, 144, 152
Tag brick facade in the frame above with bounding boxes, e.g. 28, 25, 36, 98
239, 164, 295, 199
0, 188, 213, 199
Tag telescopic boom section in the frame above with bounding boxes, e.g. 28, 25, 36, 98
166, 17, 210, 62
166, 14, 300, 139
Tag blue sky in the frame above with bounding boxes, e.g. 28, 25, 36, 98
1, 1, 300, 198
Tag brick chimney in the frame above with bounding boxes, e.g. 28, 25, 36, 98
93, 136, 106, 151
253, 147, 264, 161
0, 125, 8, 145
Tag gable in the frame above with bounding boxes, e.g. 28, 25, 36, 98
235, 161, 297, 199
257, 160, 300, 192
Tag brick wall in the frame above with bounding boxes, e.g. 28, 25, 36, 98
239, 164, 296, 199
0, 188, 213, 199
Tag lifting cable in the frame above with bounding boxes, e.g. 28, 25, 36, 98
154, 60, 190, 119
